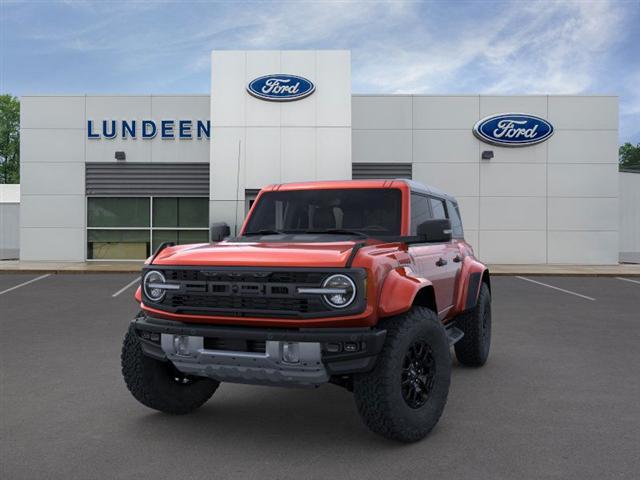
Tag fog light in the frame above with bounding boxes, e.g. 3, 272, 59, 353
173, 335, 190, 356
282, 342, 300, 364
344, 342, 359, 353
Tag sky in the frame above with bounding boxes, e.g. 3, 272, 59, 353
1, 0, 639, 144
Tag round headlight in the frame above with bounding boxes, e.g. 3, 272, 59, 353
143, 270, 166, 302
322, 274, 356, 309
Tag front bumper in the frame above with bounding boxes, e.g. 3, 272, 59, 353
133, 314, 386, 388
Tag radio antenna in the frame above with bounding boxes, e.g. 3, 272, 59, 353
234, 139, 241, 236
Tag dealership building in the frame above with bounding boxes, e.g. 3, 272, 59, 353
17, 49, 627, 264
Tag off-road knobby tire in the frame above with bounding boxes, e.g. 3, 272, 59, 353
121, 325, 219, 414
454, 283, 491, 367
353, 306, 451, 442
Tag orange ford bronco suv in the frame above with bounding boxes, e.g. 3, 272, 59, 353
122, 179, 491, 442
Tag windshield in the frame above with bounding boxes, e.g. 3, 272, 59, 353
243, 188, 402, 237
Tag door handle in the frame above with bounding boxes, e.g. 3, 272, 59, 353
435, 257, 447, 267
453, 255, 463, 263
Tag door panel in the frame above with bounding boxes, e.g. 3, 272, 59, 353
409, 242, 456, 317
408, 194, 463, 318
447, 240, 465, 313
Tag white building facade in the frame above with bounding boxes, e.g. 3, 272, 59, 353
0, 184, 20, 259
19, 50, 620, 264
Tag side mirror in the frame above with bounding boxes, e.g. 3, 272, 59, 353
210, 222, 230, 242
417, 219, 452, 243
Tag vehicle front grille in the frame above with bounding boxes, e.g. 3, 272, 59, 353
169, 294, 317, 315
144, 267, 366, 319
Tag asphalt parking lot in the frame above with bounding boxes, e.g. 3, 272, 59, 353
1, 273, 639, 480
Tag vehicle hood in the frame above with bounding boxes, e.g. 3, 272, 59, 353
151, 241, 359, 268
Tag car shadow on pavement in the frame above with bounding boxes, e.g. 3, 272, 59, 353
128, 382, 446, 450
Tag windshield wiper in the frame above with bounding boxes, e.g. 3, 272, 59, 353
303, 229, 369, 238
243, 229, 287, 236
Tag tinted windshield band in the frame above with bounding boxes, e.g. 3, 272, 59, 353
244, 188, 402, 237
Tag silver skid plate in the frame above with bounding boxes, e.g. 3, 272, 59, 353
161, 334, 329, 387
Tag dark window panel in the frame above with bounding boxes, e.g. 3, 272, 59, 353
88, 198, 150, 228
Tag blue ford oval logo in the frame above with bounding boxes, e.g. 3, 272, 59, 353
247, 74, 315, 102
473, 113, 554, 147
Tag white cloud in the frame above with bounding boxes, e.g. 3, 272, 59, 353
482, 0, 623, 94
6, 0, 638, 140
350, 0, 628, 95
15, 0, 632, 94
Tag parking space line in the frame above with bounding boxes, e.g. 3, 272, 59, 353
515, 276, 596, 301
112, 277, 140, 298
0, 274, 52, 296
616, 277, 640, 285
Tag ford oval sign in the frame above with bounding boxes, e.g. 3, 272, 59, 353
247, 74, 315, 102
473, 113, 554, 147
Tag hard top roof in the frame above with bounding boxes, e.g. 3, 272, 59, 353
400, 179, 457, 203
262, 179, 457, 203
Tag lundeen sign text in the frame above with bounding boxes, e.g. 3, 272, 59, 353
87, 119, 210, 140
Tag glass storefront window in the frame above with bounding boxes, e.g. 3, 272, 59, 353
88, 198, 150, 228
153, 197, 208, 228
87, 197, 209, 260
87, 229, 150, 260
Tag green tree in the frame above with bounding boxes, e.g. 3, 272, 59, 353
619, 142, 640, 171
0, 95, 20, 183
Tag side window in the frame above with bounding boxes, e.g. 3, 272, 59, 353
410, 194, 432, 234
446, 200, 464, 238
429, 198, 447, 220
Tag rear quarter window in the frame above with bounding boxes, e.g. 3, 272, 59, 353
429, 198, 447, 220
410, 194, 432, 234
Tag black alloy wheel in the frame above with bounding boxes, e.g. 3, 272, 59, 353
401, 341, 436, 409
